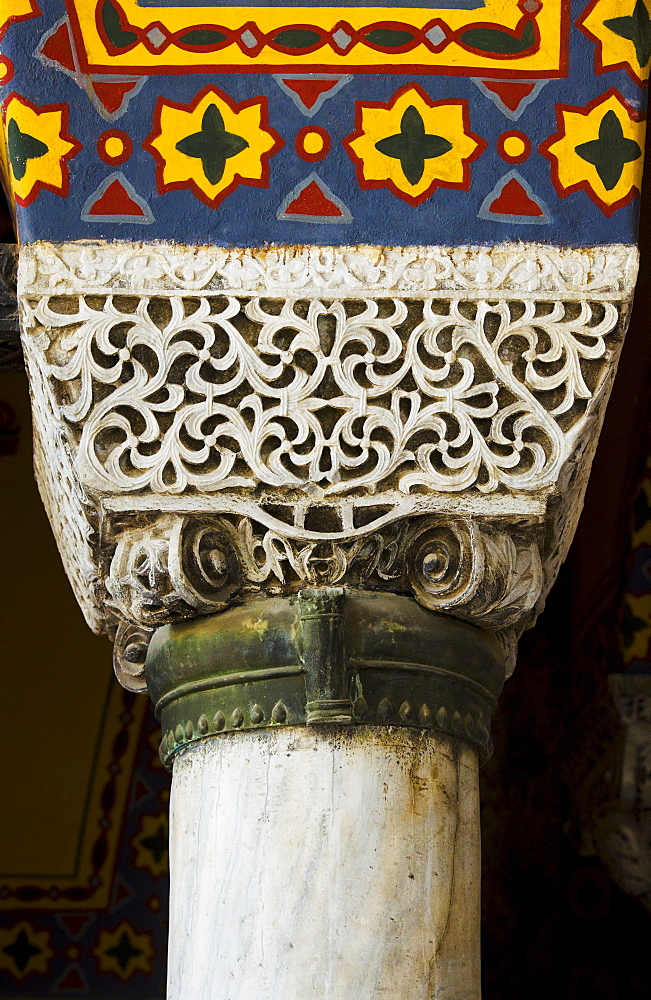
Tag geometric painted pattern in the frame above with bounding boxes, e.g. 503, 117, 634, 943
144, 84, 283, 208
344, 83, 487, 206
478, 168, 552, 224
578, 0, 651, 87
0, 0, 647, 247
0, 695, 169, 998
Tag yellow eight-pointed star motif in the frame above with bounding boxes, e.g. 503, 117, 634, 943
93, 922, 154, 981
144, 85, 283, 209
540, 89, 645, 216
0, 922, 53, 980
2, 94, 81, 207
578, 0, 651, 86
343, 84, 486, 207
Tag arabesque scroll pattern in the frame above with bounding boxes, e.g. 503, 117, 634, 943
23, 291, 618, 498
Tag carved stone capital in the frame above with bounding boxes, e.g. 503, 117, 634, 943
18, 240, 636, 689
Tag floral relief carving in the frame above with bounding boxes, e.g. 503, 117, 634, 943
19, 242, 638, 297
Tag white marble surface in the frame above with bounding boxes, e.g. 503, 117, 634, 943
168, 727, 480, 1000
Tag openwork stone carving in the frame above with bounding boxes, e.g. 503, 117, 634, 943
18, 242, 636, 650
571, 675, 651, 914
23, 267, 623, 499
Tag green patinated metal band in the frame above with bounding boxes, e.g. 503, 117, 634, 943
145, 589, 505, 767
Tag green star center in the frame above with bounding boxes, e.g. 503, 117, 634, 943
106, 932, 142, 972
140, 823, 168, 864
176, 104, 249, 185
3, 930, 41, 973
7, 118, 49, 182
605, 0, 651, 70
575, 109, 641, 191
375, 105, 453, 186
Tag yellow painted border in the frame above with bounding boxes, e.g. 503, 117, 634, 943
0, 684, 148, 911
67, 0, 567, 74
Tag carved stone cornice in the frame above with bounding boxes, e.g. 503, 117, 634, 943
17, 240, 637, 683
20, 241, 637, 297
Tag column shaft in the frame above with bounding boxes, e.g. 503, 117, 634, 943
169, 728, 480, 1000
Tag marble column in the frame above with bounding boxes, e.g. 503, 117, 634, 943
169, 729, 480, 1000
147, 590, 503, 1000
12, 239, 641, 999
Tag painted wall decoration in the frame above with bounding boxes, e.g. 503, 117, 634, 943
0, 693, 169, 998
0, 0, 647, 247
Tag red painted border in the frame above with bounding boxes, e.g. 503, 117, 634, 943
576, 0, 648, 89
538, 86, 646, 217
342, 82, 488, 207
295, 125, 331, 162
497, 129, 532, 163
142, 83, 284, 209
63, 0, 571, 78
2, 92, 83, 208
97, 128, 133, 165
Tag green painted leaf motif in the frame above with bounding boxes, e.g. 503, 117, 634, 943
7, 118, 49, 182
458, 19, 535, 54
101, 0, 138, 49
179, 29, 228, 46
272, 28, 322, 49
176, 103, 248, 185
375, 104, 453, 186
575, 109, 641, 191
364, 28, 415, 47
605, 0, 651, 68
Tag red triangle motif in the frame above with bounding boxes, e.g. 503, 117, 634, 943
111, 875, 133, 907
41, 21, 76, 73
489, 177, 544, 217
56, 968, 86, 991
132, 777, 150, 804
92, 79, 139, 115
480, 80, 536, 114
280, 78, 338, 111
58, 914, 93, 939
285, 180, 343, 217
87, 178, 146, 217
